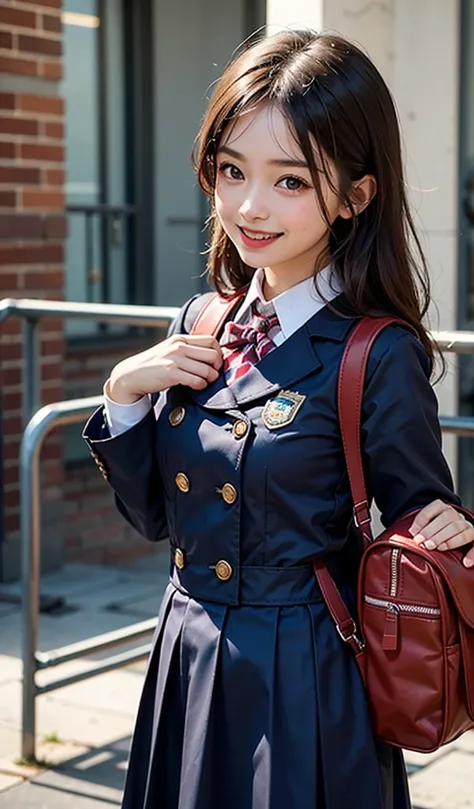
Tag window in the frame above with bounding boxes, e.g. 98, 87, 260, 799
62, 0, 153, 339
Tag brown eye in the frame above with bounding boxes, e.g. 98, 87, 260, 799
278, 176, 308, 191
218, 163, 243, 180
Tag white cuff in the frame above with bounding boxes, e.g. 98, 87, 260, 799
103, 380, 152, 437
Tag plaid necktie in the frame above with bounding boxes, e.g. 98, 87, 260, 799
221, 306, 280, 384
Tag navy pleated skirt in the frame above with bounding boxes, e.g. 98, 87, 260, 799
121, 564, 411, 809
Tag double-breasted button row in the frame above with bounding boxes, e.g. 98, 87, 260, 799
175, 473, 238, 505
173, 550, 233, 582
90, 449, 108, 480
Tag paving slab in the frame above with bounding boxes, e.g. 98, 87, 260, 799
0, 737, 129, 807
408, 748, 474, 809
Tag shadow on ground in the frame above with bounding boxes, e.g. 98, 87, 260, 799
0, 736, 131, 808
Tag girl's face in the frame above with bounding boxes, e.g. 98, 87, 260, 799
214, 103, 345, 288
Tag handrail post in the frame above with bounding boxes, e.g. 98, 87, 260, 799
22, 318, 41, 428
20, 417, 42, 761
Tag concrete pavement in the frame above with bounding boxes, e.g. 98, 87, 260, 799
0, 548, 472, 807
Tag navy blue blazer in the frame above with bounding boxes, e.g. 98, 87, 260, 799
83, 293, 460, 605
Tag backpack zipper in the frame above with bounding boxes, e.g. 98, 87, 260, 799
390, 548, 400, 597
365, 594, 441, 617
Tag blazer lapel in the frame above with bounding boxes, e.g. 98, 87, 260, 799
189, 295, 358, 411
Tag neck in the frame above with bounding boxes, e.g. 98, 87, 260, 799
262, 259, 330, 301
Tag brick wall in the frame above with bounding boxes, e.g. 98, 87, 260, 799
0, 1, 163, 580
0, 0, 65, 580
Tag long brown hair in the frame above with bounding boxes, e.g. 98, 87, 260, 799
193, 30, 436, 367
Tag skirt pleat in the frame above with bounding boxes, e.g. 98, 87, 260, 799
121, 585, 411, 809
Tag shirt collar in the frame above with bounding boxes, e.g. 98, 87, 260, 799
236, 264, 343, 339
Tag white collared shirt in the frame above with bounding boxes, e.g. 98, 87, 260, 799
104, 265, 342, 436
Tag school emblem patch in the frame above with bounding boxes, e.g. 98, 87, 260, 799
262, 390, 306, 430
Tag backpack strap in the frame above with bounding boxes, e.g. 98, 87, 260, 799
190, 287, 248, 337
314, 315, 417, 661
337, 316, 417, 544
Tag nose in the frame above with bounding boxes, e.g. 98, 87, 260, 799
239, 190, 269, 222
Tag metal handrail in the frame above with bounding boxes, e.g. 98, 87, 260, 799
0, 298, 179, 427
19, 398, 158, 758
0, 297, 179, 327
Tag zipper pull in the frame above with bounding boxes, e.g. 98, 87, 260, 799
382, 605, 399, 651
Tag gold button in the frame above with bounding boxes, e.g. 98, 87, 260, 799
232, 420, 248, 439
175, 472, 190, 493
215, 560, 233, 581
220, 483, 237, 505
169, 406, 185, 427
175, 548, 185, 570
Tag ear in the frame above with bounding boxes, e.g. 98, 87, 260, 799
338, 175, 377, 219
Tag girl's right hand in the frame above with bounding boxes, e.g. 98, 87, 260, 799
108, 334, 223, 404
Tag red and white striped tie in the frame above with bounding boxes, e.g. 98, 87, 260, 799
221, 307, 280, 385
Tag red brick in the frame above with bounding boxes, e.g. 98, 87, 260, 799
0, 367, 22, 386
0, 141, 16, 159
44, 121, 63, 139
2, 391, 22, 411
0, 243, 63, 265
0, 273, 19, 292
0, 190, 16, 207
0, 166, 41, 184
21, 0, 61, 7
3, 440, 20, 462
42, 13, 62, 33
4, 489, 20, 509
0, 93, 16, 111
0, 7, 37, 28
24, 269, 64, 287
20, 142, 63, 161
18, 34, 61, 57
0, 56, 37, 77
2, 416, 22, 437
0, 116, 38, 136
0, 343, 22, 361
0, 214, 43, 239
20, 94, 63, 116
5, 513, 19, 533
41, 361, 62, 381
2, 466, 18, 487
0, 31, 14, 50
41, 60, 62, 80
44, 214, 66, 238
22, 189, 64, 210
44, 167, 64, 185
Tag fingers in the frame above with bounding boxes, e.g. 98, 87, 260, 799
175, 356, 220, 384
408, 501, 474, 567
463, 546, 474, 568
420, 520, 473, 551
183, 344, 223, 370
172, 333, 222, 351
411, 510, 459, 544
409, 499, 446, 537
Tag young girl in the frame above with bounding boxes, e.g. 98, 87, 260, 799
84, 30, 474, 809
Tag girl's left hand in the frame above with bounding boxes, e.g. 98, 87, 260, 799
409, 500, 474, 568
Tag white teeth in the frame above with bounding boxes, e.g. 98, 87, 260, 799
242, 228, 279, 241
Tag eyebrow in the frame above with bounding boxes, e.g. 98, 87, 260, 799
217, 145, 309, 169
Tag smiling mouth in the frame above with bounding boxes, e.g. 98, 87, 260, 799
238, 226, 283, 241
